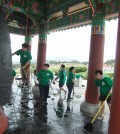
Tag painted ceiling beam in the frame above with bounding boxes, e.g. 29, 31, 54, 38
87, 0, 95, 16
45, 0, 88, 16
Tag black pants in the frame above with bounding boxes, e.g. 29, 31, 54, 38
66, 83, 74, 100
39, 84, 49, 103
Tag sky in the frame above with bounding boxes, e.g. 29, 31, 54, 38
11, 19, 118, 63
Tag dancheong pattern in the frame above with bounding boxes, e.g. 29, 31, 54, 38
0, 0, 119, 33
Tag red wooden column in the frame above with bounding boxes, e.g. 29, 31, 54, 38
80, 2, 106, 116
37, 32, 47, 72
85, 2, 106, 104
108, 3, 120, 134
86, 18, 105, 104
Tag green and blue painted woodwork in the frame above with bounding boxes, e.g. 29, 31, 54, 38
0, 0, 119, 34
2, 0, 44, 16
39, 32, 47, 44
91, 18, 105, 35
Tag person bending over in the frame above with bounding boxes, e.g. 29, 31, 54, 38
95, 70, 113, 120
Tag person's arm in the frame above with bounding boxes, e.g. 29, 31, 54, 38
36, 71, 42, 80
34, 71, 41, 84
50, 71, 54, 81
55, 71, 61, 80
97, 86, 101, 96
12, 53, 15, 56
21, 60, 30, 70
72, 79, 75, 84
12, 49, 21, 56
72, 73, 75, 84
105, 78, 113, 94
95, 79, 101, 96
22, 52, 32, 70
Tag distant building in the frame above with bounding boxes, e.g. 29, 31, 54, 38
103, 64, 114, 71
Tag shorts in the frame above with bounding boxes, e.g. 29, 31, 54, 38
99, 95, 112, 104
59, 83, 64, 88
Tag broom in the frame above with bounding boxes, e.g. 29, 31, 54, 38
84, 93, 111, 132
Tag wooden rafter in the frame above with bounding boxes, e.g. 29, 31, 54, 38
87, 0, 95, 16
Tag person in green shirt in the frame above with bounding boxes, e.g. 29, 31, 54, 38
66, 66, 75, 101
12, 43, 32, 87
95, 70, 113, 120
36, 64, 54, 106
55, 64, 67, 96
12, 69, 16, 84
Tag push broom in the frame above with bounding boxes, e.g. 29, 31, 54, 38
84, 93, 111, 132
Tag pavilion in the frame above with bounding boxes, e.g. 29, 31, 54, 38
0, 0, 120, 133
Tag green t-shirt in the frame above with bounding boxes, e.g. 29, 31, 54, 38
12, 69, 16, 77
15, 49, 32, 65
58, 69, 66, 84
66, 72, 75, 84
36, 69, 54, 85
95, 77, 113, 96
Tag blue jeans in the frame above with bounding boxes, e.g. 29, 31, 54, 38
66, 83, 74, 100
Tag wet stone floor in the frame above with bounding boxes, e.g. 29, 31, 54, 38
3, 84, 109, 134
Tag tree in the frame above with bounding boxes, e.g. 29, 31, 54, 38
104, 59, 115, 65
81, 61, 88, 65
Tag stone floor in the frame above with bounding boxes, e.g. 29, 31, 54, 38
3, 82, 109, 134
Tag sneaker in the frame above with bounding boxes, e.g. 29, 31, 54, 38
67, 99, 71, 102
97, 115, 104, 120
66, 107, 70, 112
47, 95, 51, 98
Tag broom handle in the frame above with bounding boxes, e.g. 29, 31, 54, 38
91, 93, 111, 124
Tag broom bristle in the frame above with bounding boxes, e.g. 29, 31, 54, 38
84, 123, 93, 132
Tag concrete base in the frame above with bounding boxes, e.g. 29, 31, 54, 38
80, 101, 100, 117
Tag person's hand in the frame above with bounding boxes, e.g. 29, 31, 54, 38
108, 90, 112, 94
12, 53, 15, 56
22, 66, 25, 70
98, 93, 100, 97
52, 80, 56, 84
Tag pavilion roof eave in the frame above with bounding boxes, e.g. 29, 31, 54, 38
9, 12, 119, 36
105, 13, 119, 21
46, 12, 119, 34
46, 20, 92, 34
